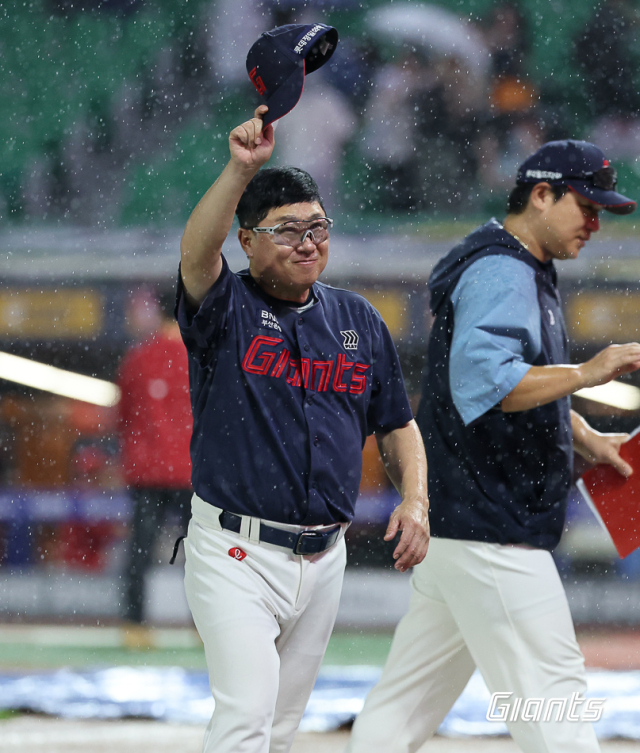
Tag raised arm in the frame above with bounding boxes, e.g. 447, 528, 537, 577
501, 342, 640, 413
375, 420, 430, 573
180, 105, 275, 307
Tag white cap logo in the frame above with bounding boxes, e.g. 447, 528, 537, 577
526, 169, 563, 180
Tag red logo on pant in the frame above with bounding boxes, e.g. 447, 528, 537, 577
229, 547, 247, 561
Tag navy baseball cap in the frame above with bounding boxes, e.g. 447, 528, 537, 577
246, 23, 339, 126
516, 140, 637, 215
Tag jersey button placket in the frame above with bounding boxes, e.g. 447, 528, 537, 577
298, 313, 322, 517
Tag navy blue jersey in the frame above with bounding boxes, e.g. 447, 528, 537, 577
177, 256, 413, 525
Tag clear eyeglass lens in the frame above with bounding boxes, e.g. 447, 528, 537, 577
274, 220, 331, 246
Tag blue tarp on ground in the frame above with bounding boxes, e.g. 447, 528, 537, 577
0, 666, 639, 739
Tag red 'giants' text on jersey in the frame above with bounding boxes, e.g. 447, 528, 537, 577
242, 335, 370, 394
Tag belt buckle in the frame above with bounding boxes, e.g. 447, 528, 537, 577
294, 526, 340, 555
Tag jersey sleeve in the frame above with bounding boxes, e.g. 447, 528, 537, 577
450, 254, 542, 426
366, 310, 414, 434
176, 255, 234, 364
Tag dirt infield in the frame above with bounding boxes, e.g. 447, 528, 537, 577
1, 718, 639, 752
578, 629, 640, 670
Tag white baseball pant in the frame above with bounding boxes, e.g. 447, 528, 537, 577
346, 537, 600, 753
184, 494, 347, 753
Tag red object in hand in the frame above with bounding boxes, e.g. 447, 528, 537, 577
578, 428, 640, 558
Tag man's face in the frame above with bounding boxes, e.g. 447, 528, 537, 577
239, 202, 329, 303
536, 188, 601, 262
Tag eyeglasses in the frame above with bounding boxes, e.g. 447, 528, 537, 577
568, 166, 618, 191
252, 217, 333, 247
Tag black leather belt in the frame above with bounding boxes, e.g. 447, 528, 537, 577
219, 510, 342, 555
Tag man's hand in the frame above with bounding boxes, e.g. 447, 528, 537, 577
384, 495, 430, 573
572, 410, 633, 477
577, 343, 640, 389
502, 342, 640, 413
229, 105, 275, 171
375, 420, 429, 572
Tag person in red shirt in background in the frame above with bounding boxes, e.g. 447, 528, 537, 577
117, 288, 193, 631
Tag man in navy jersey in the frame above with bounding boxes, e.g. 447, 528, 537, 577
176, 105, 429, 753
346, 140, 640, 753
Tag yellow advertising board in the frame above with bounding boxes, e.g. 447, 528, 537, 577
0, 289, 103, 339
354, 288, 409, 339
566, 291, 640, 342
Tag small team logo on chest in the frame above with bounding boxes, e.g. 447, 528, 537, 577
229, 547, 247, 561
258, 309, 282, 332
340, 330, 359, 350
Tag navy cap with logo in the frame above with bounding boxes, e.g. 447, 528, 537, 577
246, 23, 339, 126
516, 139, 637, 215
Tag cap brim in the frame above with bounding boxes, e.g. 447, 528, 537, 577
261, 63, 305, 126
568, 182, 637, 215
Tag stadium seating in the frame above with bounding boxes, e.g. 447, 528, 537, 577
0, 0, 629, 225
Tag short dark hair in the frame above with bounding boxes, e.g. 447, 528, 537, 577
236, 166, 325, 228
506, 183, 569, 215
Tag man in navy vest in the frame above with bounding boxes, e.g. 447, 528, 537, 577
347, 140, 640, 753
177, 104, 429, 753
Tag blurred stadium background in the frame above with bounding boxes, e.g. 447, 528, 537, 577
1, 0, 640, 748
